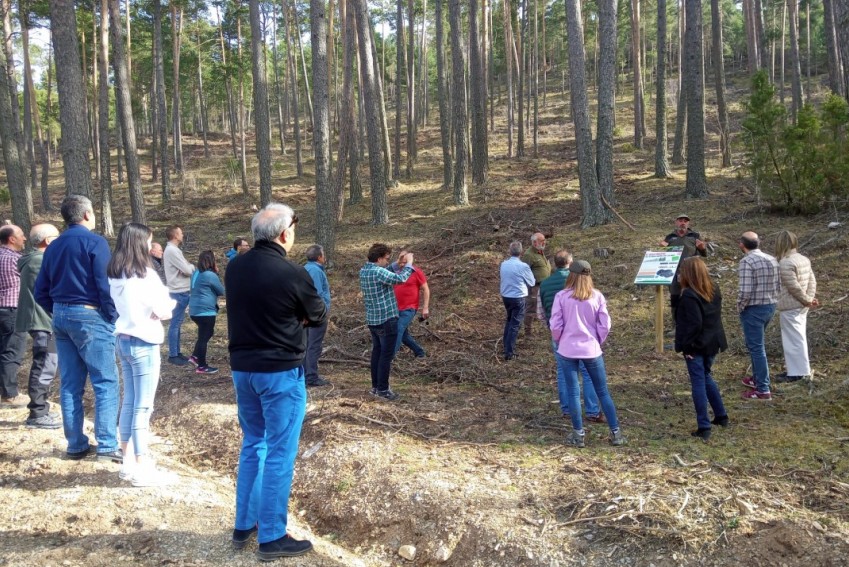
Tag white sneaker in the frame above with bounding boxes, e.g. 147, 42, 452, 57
119, 464, 134, 481
131, 465, 178, 487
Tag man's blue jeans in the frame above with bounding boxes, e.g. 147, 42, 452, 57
53, 304, 119, 454
740, 303, 776, 393
304, 319, 328, 382
233, 367, 307, 544
502, 297, 525, 358
685, 354, 727, 430
369, 317, 398, 391
552, 340, 600, 417
168, 291, 190, 358
556, 353, 619, 432
117, 335, 161, 458
395, 308, 425, 357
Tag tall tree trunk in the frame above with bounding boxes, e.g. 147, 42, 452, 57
293, 3, 314, 133
654, 0, 672, 177
22, 11, 51, 211
833, 0, 849, 98
565, 0, 605, 227
283, 0, 303, 177
469, 0, 488, 184
684, 0, 707, 198
787, 0, 804, 122
532, 0, 538, 156
20, 9, 37, 198
368, 19, 394, 188
631, 0, 644, 148
217, 6, 239, 160
50, 0, 93, 197
171, 4, 184, 175
780, 1, 786, 106
822, 0, 845, 96
271, 5, 287, 154
153, 0, 170, 202
311, 0, 334, 260
517, 0, 526, 157
755, 0, 768, 69
249, 0, 272, 205
710, 0, 731, 167
84, 27, 99, 182
395, 0, 404, 180
0, 38, 31, 232
236, 15, 249, 193
352, 0, 388, 223
97, 0, 113, 236
151, 65, 158, 181
115, 97, 123, 183
504, 0, 515, 157
406, 0, 416, 177
3, 0, 30, 193
434, 0, 452, 189
333, 0, 358, 219
743, 0, 759, 74
596, 0, 617, 211
448, 0, 468, 205
672, 0, 687, 165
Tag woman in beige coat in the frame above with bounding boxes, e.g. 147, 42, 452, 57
774, 231, 818, 382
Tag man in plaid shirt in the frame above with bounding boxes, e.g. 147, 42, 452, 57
737, 231, 780, 400
0, 224, 27, 406
359, 243, 413, 400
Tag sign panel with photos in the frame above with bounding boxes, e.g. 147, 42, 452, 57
634, 247, 684, 285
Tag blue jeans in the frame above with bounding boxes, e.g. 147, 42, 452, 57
117, 335, 161, 457
168, 291, 190, 357
233, 367, 307, 544
368, 317, 398, 391
740, 303, 776, 393
304, 319, 328, 382
556, 353, 619, 432
502, 297, 525, 358
395, 308, 425, 357
685, 354, 727, 430
552, 340, 600, 417
53, 304, 119, 454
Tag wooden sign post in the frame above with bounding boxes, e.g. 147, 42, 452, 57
655, 285, 664, 353
634, 247, 684, 354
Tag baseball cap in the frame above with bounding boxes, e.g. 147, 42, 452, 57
570, 259, 592, 275
676, 214, 690, 220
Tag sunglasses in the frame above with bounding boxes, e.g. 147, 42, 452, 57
289, 214, 299, 229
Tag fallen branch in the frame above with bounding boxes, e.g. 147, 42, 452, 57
600, 194, 637, 232
673, 454, 707, 468
322, 357, 371, 367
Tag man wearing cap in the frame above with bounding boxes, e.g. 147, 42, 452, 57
660, 215, 707, 318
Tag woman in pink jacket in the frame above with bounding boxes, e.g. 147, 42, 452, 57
549, 260, 626, 448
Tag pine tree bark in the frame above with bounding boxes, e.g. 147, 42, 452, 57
97, 0, 113, 237
469, 0, 488, 185
710, 0, 731, 167
822, 0, 845, 96
21, 10, 51, 211
153, 0, 170, 202
50, 0, 93, 198
787, 0, 804, 122
3, 0, 30, 192
216, 6, 239, 161
684, 0, 708, 198
448, 0, 468, 205
249, 0, 272, 205
333, 0, 358, 220
565, 0, 605, 227
503, 0, 515, 157
833, 0, 849, 98
434, 0, 452, 189
406, 0, 416, 177
171, 3, 184, 176
236, 15, 249, 193
516, 0, 526, 157
0, 41, 31, 232
20, 9, 36, 197
654, 0, 672, 178
672, 0, 687, 165
283, 0, 303, 177
631, 0, 644, 148
352, 0, 388, 223
311, 0, 334, 260
596, 0, 617, 209
394, 0, 404, 180
271, 5, 287, 155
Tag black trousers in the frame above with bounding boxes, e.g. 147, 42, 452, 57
0, 308, 26, 398
27, 330, 58, 418
190, 315, 216, 367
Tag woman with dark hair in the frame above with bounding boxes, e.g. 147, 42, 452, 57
188, 250, 224, 374
549, 260, 626, 448
108, 222, 177, 486
774, 230, 817, 382
675, 256, 729, 442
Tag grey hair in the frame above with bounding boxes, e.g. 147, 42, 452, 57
509, 241, 523, 256
251, 203, 295, 243
531, 233, 543, 243
29, 224, 58, 247
305, 244, 324, 262
61, 195, 93, 224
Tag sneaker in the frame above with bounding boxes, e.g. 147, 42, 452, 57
256, 534, 313, 560
233, 525, 258, 550
609, 429, 627, 446
119, 464, 134, 481
691, 428, 711, 442
168, 355, 190, 366
1, 394, 28, 407
188, 355, 199, 367
414, 352, 427, 359
586, 414, 607, 424
712, 415, 729, 427
26, 413, 61, 429
66, 446, 94, 460
741, 389, 772, 400
374, 389, 399, 401
97, 449, 124, 463
774, 373, 805, 383
131, 464, 177, 487
741, 376, 756, 389
305, 376, 331, 387
565, 430, 586, 448
195, 366, 219, 375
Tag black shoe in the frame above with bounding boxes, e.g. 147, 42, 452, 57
232, 525, 258, 550
691, 428, 711, 442
168, 355, 190, 366
373, 389, 399, 401
775, 373, 805, 383
505, 354, 516, 361
97, 449, 123, 463
66, 446, 94, 460
712, 415, 729, 427
414, 352, 427, 359
306, 376, 331, 387
256, 534, 313, 560
26, 413, 61, 429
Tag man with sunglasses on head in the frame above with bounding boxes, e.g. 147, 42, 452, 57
163, 225, 195, 366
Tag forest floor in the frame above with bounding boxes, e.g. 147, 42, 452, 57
2, 80, 849, 566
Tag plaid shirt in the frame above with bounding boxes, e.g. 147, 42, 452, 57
0, 246, 21, 308
360, 262, 413, 325
737, 249, 780, 312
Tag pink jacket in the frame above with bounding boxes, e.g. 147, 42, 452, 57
549, 288, 611, 359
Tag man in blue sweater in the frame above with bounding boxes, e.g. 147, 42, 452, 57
303, 244, 331, 387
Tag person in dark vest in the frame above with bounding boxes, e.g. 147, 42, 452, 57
659, 214, 707, 318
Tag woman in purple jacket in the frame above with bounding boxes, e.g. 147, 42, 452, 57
550, 260, 626, 448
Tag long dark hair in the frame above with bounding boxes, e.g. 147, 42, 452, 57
678, 257, 715, 302
197, 250, 218, 273
108, 222, 153, 279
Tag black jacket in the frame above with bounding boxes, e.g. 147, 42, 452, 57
225, 240, 327, 372
675, 287, 728, 356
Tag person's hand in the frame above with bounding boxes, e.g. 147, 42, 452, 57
685, 354, 694, 360
809, 298, 820, 308
405, 253, 414, 267
421, 308, 429, 320
659, 240, 669, 247
397, 253, 408, 268
695, 238, 706, 250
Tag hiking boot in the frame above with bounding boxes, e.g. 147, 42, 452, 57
609, 429, 627, 446
233, 525, 258, 550
565, 430, 586, 448
373, 389, 399, 401
168, 355, 190, 366
97, 449, 124, 463
306, 376, 331, 387
256, 534, 313, 560
66, 446, 94, 460
195, 366, 219, 375
712, 415, 729, 427
691, 428, 711, 442
741, 389, 772, 400
586, 414, 607, 424
25, 413, 61, 429
1, 394, 28, 407
741, 376, 756, 389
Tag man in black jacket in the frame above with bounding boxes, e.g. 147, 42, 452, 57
660, 214, 707, 318
225, 203, 326, 560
